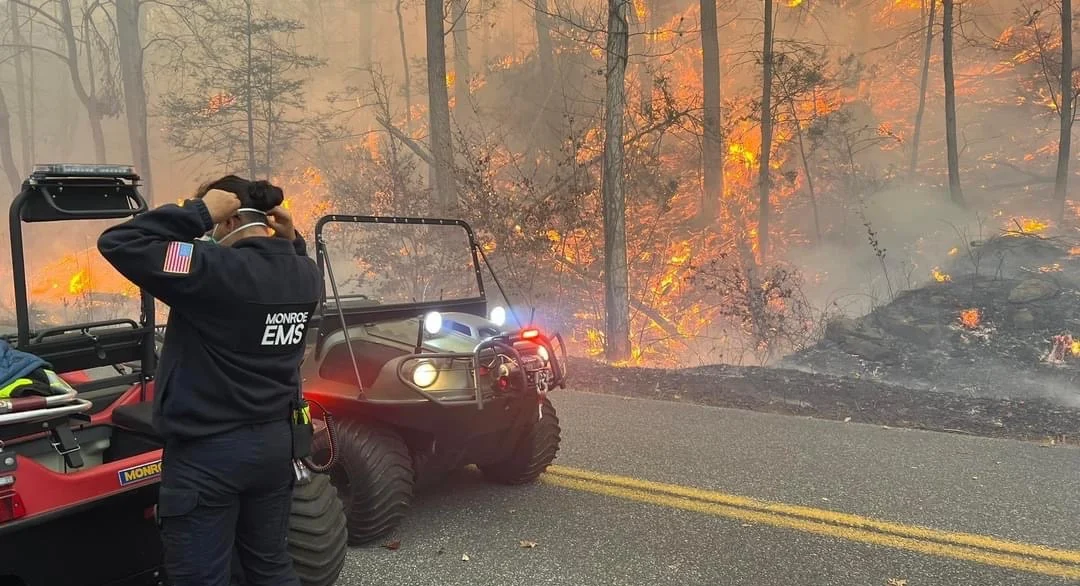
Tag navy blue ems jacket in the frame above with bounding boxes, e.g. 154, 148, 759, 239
97, 198, 322, 441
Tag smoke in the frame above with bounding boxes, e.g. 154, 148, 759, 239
785, 183, 979, 318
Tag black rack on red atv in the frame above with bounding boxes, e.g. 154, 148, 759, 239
3, 163, 156, 469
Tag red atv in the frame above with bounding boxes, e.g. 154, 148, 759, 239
0, 164, 347, 586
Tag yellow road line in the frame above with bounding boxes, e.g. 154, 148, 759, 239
541, 467, 1080, 580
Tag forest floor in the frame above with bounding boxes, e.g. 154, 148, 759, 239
566, 233, 1080, 444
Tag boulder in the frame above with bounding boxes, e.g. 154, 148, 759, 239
1011, 308, 1035, 330
1008, 279, 1059, 303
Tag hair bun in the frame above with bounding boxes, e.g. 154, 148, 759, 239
248, 180, 285, 211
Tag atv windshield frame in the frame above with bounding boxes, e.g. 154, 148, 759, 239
312, 215, 566, 410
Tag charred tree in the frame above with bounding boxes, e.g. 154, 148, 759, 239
397, 0, 413, 132
360, 0, 375, 68
0, 88, 19, 195
1054, 0, 1074, 220
757, 0, 775, 260
909, 0, 936, 176
116, 0, 153, 202
941, 0, 965, 207
425, 0, 456, 209
602, 0, 632, 362
534, 0, 555, 87
245, 0, 256, 177
699, 0, 724, 223
8, 1, 29, 170
451, 0, 470, 115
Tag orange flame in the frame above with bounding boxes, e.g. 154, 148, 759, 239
959, 308, 981, 329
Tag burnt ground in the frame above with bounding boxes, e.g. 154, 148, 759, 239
563, 234, 1080, 444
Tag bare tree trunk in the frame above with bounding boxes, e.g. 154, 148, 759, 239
909, 0, 936, 176
790, 102, 821, 243
941, 0, 965, 207
451, 0, 470, 114
1055, 0, 1074, 220
245, 0, 257, 177
360, 0, 374, 68
0, 89, 20, 196
396, 0, 413, 133
58, 0, 106, 163
699, 0, 724, 223
116, 0, 153, 201
426, 0, 456, 209
630, 1, 651, 116
534, 0, 555, 87
757, 0, 775, 261
602, 0, 632, 362
8, 1, 30, 171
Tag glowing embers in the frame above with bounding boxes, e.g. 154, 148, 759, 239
1044, 333, 1080, 364
958, 308, 981, 329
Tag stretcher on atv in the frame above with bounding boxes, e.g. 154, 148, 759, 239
0, 164, 347, 586
299, 214, 569, 545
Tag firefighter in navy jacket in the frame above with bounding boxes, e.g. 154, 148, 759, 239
98, 175, 321, 586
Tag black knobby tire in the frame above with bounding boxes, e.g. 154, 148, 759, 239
288, 472, 348, 586
312, 420, 414, 546
480, 397, 561, 485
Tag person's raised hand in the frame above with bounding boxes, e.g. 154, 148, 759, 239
202, 189, 241, 223
266, 206, 296, 241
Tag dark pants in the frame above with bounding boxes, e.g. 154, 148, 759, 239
157, 419, 299, 586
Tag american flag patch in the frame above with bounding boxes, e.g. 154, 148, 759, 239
162, 241, 194, 275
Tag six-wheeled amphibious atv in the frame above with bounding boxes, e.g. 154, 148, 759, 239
301, 214, 569, 545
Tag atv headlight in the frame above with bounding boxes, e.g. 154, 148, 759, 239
412, 361, 438, 388
536, 344, 550, 364
490, 305, 507, 327
424, 311, 443, 335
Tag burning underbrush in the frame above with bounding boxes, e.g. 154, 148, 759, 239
780, 232, 1080, 408
567, 231, 1080, 443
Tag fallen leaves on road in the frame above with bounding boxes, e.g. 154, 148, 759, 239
381, 540, 401, 551
519, 540, 538, 548
887, 579, 908, 586
461, 554, 471, 561
844, 416, 852, 422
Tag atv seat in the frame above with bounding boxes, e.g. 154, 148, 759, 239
112, 402, 158, 439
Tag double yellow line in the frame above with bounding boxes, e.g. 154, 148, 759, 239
542, 465, 1080, 579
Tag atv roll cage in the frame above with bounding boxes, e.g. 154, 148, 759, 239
2, 164, 155, 448
313, 215, 568, 410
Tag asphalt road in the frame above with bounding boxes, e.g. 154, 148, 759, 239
335, 390, 1080, 586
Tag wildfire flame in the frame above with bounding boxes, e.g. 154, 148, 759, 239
1006, 217, 1050, 235
959, 308, 981, 329
932, 267, 951, 282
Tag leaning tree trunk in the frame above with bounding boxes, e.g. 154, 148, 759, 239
8, 0, 30, 171
909, 0, 937, 177
0, 89, 21, 196
941, 0, 966, 208
116, 0, 154, 202
757, 0, 775, 261
452, 0, 470, 115
425, 0, 457, 210
602, 0, 632, 362
1054, 0, 1073, 221
699, 0, 724, 223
